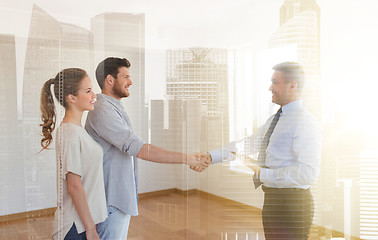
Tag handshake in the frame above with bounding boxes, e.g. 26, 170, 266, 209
186, 152, 212, 172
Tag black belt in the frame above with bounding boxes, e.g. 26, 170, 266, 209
262, 186, 310, 193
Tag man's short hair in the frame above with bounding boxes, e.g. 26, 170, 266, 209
96, 57, 131, 89
272, 61, 305, 91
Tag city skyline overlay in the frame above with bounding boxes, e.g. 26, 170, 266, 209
1, 0, 377, 239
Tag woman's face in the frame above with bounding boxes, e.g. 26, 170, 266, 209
73, 76, 96, 111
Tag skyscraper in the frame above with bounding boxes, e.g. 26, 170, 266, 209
151, 99, 201, 154
0, 34, 25, 215
269, 0, 321, 119
60, 23, 94, 78
150, 100, 167, 149
166, 48, 229, 151
15, 5, 146, 214
0, 35, 17, 120
269, 1, 322, 237
149, 99, 202, 191
22, 4, 93, 211
360, 151, 378, 239
91, 13, 146, 141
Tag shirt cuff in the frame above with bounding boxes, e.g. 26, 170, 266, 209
259, 168, 269, 184
209, 149, 223, 164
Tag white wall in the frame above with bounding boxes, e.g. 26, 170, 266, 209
137, 160, 177, 193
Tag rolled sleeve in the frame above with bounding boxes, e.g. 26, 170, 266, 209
124, 135, 145, 157
89, 107, 145, 157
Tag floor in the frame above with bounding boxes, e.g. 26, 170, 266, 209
0, 191, 329, 240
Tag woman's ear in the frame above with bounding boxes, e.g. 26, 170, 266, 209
66, 94, 76, 105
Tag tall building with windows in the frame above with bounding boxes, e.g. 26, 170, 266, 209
60, 23, 94, 78
0, 34, 25, 215
0, 35, 17, 122
269, 0, 323, 237
17, 5, 146, 213
22, 4, 64, 212
166, 48, 229, 151
150, 99, 201, 154
22, 4, 93, 211
150, 100, 166, 149
91, 13, 146, 141
269, 0, 321, 119
149, 99, 201, 191
360, 151, 378, 239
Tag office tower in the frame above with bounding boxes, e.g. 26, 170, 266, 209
269, 0, 322, 237
166, 48, 229, 151
168, 99, 201, 154
23, 4, 92, 124
22, 4, 93, 211
149, 99, 201, 191
150, 100, 166, 148
360, 152, 378, 239
0, 34, 25, 215
60, 23, 94, 78
91, 13, 146, 141
0, 35, 17, 120
269, 0, 321, 119
150, 99, 201, 153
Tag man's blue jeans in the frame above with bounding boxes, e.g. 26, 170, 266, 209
96, 205, 131, 240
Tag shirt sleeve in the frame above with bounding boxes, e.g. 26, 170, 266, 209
58, 127, 82, 180
209, 136, 257, 164
208, 142, 236, 164
89, 107, 145, 157
260, 117, 323, 187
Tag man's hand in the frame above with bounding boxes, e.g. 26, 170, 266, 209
188, 152, 211, 172
232, 152, 262, 177
247, 164, 262, 177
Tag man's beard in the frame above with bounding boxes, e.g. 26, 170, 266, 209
113, 81, 129, 98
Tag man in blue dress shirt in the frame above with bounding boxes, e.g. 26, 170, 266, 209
207, 62, 322, 240
85, 57, 209, 239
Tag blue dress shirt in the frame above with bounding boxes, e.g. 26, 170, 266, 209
85, 94, 145, 215
210, 100, 322, 189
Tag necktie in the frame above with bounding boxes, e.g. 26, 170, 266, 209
253, 108, 282, 188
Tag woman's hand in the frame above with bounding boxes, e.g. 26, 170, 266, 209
86, 227, 100, 240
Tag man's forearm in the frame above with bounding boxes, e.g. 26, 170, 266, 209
136, 144, 187, 164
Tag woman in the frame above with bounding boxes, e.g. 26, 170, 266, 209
40, 68, 107, 240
